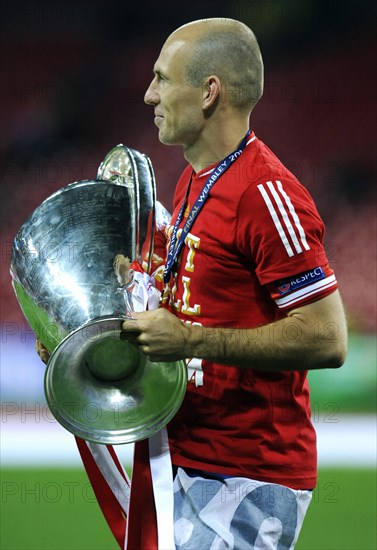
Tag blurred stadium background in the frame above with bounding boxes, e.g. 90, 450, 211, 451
1, 1, 376, 549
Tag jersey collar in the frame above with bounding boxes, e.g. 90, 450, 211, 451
194, 131, 256, 178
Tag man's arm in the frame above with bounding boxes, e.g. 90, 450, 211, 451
122, 290, 347, 371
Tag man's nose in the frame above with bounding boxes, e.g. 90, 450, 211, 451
144, 80, 159, 105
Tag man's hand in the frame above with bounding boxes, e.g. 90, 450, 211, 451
122, 309, 192, 362
35, 338, 50, 364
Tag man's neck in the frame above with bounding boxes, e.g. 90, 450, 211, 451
183, 119, 250, 173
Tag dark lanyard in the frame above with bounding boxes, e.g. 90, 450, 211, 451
163, 130, 250, 283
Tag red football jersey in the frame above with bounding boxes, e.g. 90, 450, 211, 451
160, 132, 338, 490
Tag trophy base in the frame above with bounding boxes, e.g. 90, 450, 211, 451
44, 316, 187, 444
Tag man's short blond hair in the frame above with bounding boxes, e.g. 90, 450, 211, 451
184, 28, 264, 111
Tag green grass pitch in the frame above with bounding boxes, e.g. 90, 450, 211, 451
1, 467, 376, 549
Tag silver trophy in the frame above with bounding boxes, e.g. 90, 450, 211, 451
10, 145, 187, 444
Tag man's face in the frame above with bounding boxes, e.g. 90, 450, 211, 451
144, 37, 204, 147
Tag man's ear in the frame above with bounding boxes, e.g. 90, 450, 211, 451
202, 75, 221, 110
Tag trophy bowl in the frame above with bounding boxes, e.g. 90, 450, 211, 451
10, 148, 187, 444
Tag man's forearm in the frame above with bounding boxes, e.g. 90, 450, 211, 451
122, 292, 347, 371
184, 292, 347, 371
186, 315, 345, 371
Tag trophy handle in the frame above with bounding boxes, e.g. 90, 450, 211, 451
97, 144, 156, 273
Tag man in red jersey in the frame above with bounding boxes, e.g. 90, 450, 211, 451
121, 17, 348, 549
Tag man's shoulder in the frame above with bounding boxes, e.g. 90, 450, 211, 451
247, 135, 295, 175
237, 135, 304, 191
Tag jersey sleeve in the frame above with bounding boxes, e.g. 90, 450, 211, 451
266, 263, 338, 311
236, 175, 338, 310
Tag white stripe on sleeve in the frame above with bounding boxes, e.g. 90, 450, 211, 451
258, 181, 311, 257
257, 183, 294, 257
276, 180, 310, 251
266, 181, 303, 254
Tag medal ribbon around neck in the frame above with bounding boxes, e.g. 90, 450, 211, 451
163, 130, 251, 283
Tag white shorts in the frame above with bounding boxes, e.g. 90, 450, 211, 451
173, 467, 312, 550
